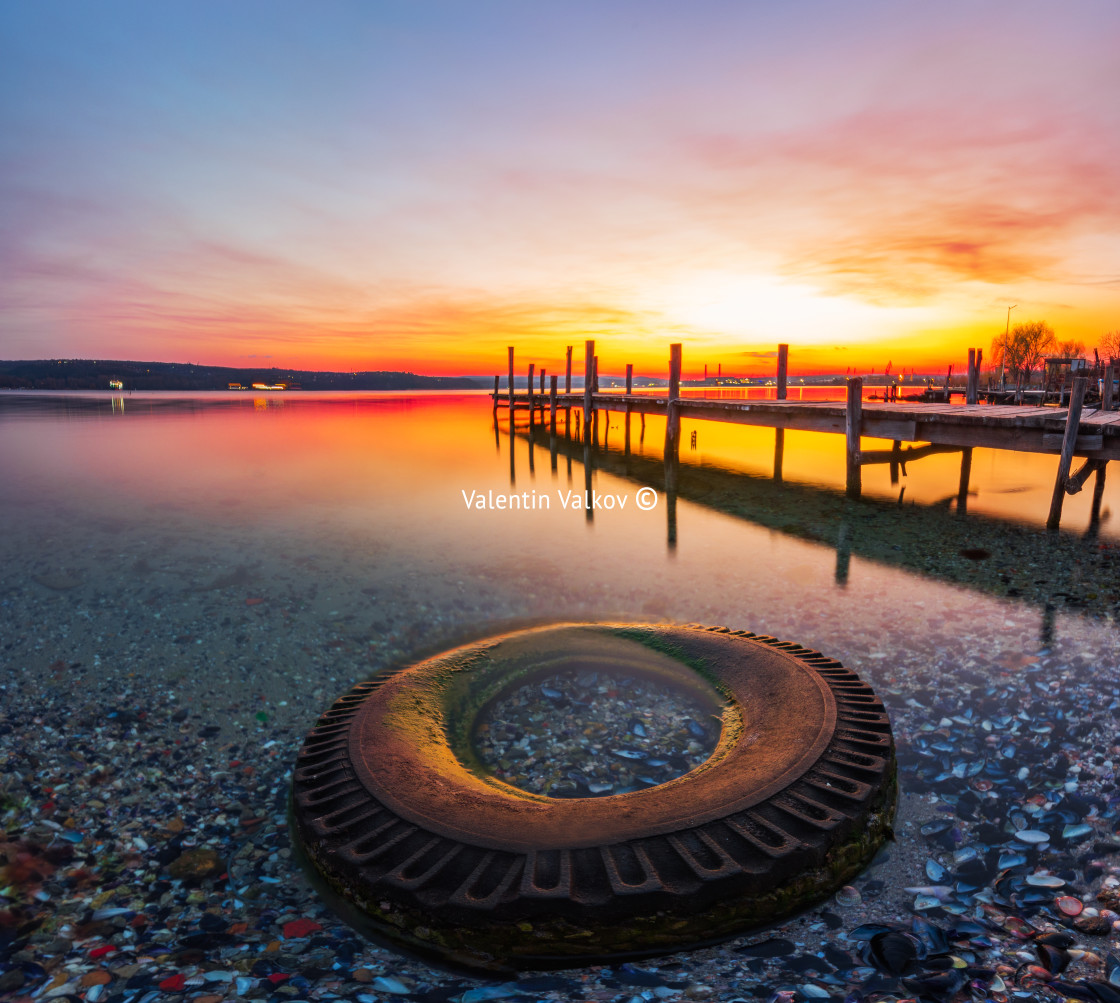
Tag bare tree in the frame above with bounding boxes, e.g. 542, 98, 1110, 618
993, 321, 1055, 385
1098, 330, 1120, 362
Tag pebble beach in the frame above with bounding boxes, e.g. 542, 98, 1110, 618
3, 392, 1120, 1003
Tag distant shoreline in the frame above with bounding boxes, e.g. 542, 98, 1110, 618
0, 358, 485, 392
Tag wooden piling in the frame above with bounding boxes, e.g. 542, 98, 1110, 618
845, 377, 863, 498
527, 363, 535, 427
1104, 362, 1116, 412
1046, 376, 1088, 530
492, 374, 499, 412
666, 343, 682, 459
777, 344, 788, 401
507, 346, 514, 413
773, 428, 784, 482
549, 375, 557, 437
625, 363, 633, 457
966, 349, 977, 405
593, 356, 600, 393
564, 345, 573, 439
583, 340, 594, 445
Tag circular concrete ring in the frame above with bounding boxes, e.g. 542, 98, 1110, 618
290, 623, 896, 972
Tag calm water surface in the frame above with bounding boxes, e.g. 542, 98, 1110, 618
1, 390, 1115, 664
2, 390, 1119, 991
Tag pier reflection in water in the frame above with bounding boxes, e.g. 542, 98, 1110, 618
503, 401, 1118, 642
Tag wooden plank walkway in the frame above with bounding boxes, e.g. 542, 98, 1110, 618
498, 393, 1120, 460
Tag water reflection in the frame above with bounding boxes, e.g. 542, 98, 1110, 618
508, 408, 1117, 636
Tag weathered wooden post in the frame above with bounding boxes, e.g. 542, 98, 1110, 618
1046, 376, 1088, 530
625, 363, 633, 456
492, 374, 499, 413
845, 377, 863, 498
777, 344, 788, 401
666, 344, 682, 460
549, 374, 558, 471
1104, 362, 1116, 412
565, 345, 573, 438
966, 349, 977, 405
549, 374, 557, 437
661, 344, 682, 549
592, 357, 600, 446
583, 340, 594, 446
527, 363, 535, 428
507, 347, 514, 414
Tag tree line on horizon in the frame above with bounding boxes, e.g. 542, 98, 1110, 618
0, 358, 484, 391
987, 324, 1119, 386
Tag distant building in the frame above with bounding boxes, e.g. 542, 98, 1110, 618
228, 382, 245, 390
108, 379, 124, 390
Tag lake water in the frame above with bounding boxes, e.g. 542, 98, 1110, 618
2, 390, 1119, 999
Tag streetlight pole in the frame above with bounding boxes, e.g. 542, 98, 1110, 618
999, 305, 1016, 391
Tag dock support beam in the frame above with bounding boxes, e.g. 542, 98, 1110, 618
625, 363, 633, 457
549, 375, 557, 437
1047, 376, 1088, 531
666, 343, 682, 460
492, 374, 499, 413
564, 345, 573, 438
583, 340, 594, 446
1104, 361, 1116, 413
507, 347, 514, 414
965, 348, 982, 405
527, 363, 535, 428
777, 344, 788, 401
845, 377, 862, 499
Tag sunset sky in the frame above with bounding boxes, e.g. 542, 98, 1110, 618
2, 2, 1118, 377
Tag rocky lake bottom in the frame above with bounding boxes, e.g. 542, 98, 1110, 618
2, 393, 1120, 1003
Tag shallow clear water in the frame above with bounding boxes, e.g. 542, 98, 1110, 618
2, 389, 1119, 995
474, 667, 722, 798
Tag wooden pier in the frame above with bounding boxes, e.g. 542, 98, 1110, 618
494, 341, 1117, 531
